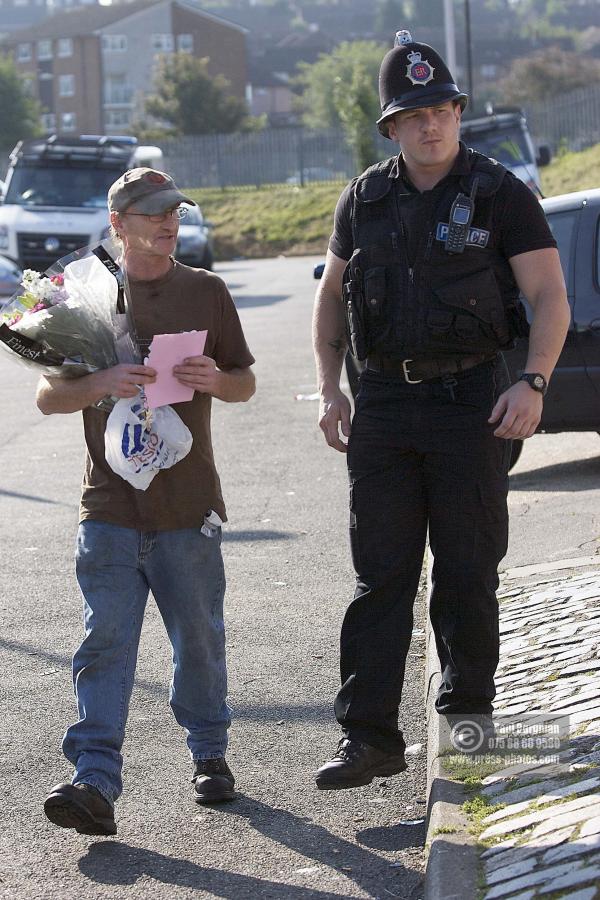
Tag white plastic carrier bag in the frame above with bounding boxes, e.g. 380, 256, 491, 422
104, 392, 193, 490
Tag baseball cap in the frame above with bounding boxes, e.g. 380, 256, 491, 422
108, 167, 196, 214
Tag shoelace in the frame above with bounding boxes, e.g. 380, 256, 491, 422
335, 739, 364, 762
192, 759, 228, 780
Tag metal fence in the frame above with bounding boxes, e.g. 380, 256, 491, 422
161, 127, 358, 189
162, 84, 600, 190
525, 83, 600, 155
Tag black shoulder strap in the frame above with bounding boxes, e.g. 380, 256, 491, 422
354, 157, 396, 204
92, 245, 125, 314
351, 157, 397, 244
461, 149, 507, 198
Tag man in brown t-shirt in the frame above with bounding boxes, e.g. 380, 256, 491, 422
38, 168, 255, 836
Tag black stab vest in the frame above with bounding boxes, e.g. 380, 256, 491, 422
343, 149, 528, 361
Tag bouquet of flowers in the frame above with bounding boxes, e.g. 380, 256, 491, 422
0, 238, 138, 379
1, 239, 194, 490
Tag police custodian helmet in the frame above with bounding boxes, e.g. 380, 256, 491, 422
377, 30, 468, 138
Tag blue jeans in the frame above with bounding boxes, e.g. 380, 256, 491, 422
62, 521, 230, 804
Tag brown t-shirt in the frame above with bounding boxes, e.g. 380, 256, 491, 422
79, 261, 254, 531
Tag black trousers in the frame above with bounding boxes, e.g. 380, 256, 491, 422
335, 357, 511, 754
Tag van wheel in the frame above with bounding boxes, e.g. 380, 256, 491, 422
509, 439, 523, 471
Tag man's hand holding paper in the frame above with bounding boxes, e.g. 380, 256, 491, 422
173, 354, 221, 395
144, 330, 208, 408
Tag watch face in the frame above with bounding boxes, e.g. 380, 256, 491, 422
533, 375, 545, 390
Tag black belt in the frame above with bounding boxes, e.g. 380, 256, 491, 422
366, 353, 497, 383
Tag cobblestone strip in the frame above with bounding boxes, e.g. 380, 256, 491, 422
474, 571, 600, 900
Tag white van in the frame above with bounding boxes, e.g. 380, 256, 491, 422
0, 135, 163, 270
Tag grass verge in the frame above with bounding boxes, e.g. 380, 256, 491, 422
184, 182, 342, 261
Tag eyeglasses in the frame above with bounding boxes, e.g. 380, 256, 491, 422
122, 207, 188, 223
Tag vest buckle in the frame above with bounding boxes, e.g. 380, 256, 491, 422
402, 359, 423, 384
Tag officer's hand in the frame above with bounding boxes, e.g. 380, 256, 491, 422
488, 381, 543, 439
318, 388, 352, 453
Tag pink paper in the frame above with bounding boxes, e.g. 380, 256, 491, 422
144, 330, 207, 409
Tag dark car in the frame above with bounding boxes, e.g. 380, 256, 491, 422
0, 253, 21, 305
314, 187, 600, 468
175, 203, 214, 270
503, 187, 600, 465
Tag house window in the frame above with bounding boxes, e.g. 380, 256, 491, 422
58, 38, 73, 58
176, 34, 193, 53
102, 34, 128, 52
59, 74, 75, 97
37, 40, 53, 61
21, 74, 35, 96
16, 43, 32, 62
103, 74, 132, 105
61, 112, 76, 132
151, 33, 174, 53
105, 109, 131, 128
41, 112, 57, 132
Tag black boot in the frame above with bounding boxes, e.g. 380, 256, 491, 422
315, 738, 407, 790
192, 758, 236, 803
44, 782, 117, 835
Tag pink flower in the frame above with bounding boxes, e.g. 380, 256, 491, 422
50, 274, 65, 286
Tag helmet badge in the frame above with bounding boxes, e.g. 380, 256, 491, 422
406, 50, 435, 86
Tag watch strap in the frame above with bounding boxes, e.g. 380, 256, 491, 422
519, 372, 547, 395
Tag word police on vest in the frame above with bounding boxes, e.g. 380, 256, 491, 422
435, 223, 490, 248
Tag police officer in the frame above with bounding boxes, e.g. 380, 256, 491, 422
312, 33, 569, 789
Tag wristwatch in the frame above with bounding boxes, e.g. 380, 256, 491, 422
519, 372, 548, 396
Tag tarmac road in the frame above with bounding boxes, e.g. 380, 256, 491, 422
0, 256, 428, 900
1, 255, 598, 900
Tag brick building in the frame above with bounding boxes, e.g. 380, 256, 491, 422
2, 0, 248, 136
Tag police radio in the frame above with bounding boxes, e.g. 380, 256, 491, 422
445, 177, 479, 254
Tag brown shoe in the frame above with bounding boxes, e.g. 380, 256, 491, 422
192, 758, 236, 803
315, 738, 407, 790
44, 783, 116, 835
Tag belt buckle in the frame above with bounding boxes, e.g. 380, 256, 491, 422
402, 359, 422, 384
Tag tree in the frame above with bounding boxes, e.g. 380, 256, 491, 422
402, 0, 442, 28
295, 41, 384, 169
142, 53, 250, 136
498, 46, 600, 104
374, 0, 408, 36
334, 61, 381, 171
0, 55, 42, 151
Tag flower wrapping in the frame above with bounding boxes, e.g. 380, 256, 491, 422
0, 239, 138, 378
1, 240, 194, 487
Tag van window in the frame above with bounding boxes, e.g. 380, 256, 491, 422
545, 210, 577, 288
5, 165, 120, 208
462, 125, 533, 166
596, 216, 600, 291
